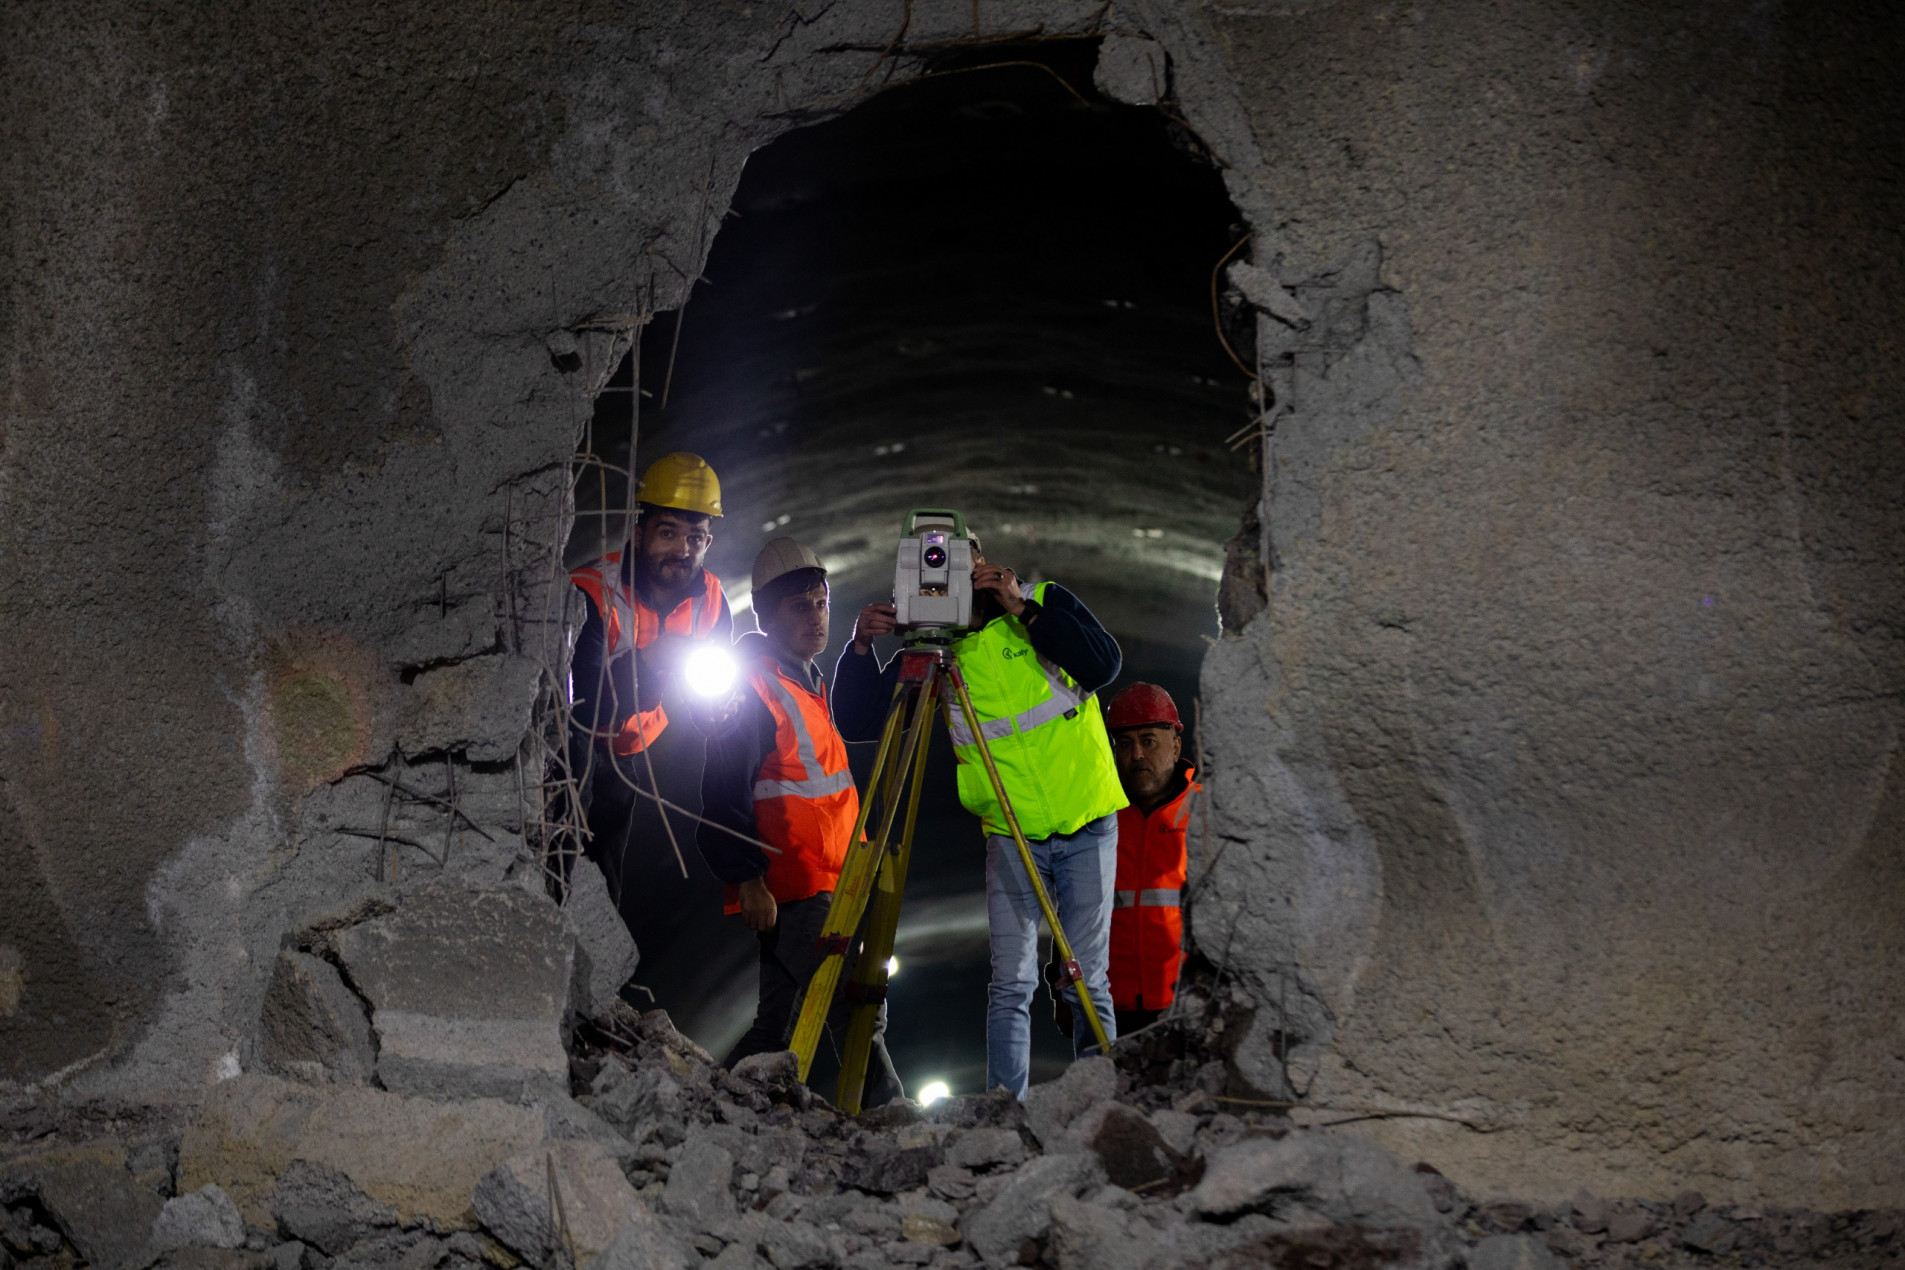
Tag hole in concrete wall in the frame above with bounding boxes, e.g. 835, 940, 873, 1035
562, 39, 1254, 1095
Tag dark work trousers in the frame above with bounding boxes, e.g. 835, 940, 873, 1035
725, 893, 904, 1108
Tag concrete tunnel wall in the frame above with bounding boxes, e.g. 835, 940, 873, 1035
1, 0, 1899, 1212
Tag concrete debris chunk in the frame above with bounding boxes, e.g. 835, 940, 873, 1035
840, 1137, 937, 1195
590, 1208, 699, 1270
268, 1160, 397, 1256
661, 1138, 736, 1230
565, 858, 638, 1020
150, 1184, 246, 1252
900, 1213, 960, 1247
1081, 1104, 1179, 1191
1093, 32, 1166, 106
260, 948, 376, 1084
331, 883, 573, 1100
11, 1142, 166, 1270
1146, 1108, 1198, 1158
540, 1093, 638, 1167
1605, 1203, 1655, 1243
1682, 1209, 1740, 1253
731, 1049, 796, 1085
591, 1061, 691, 1145
944, 1128, 1025, 1172
178, 1074, 546, 1231
394, 653, 540, 763
1186, 1130, 1438, 1226
756, 1217, 834, 1269
1022, 1057, 1116, 1150
1470, 1233, 1563, 1270
958, 1151, 1105, 1265
471, 1141, 644, 1268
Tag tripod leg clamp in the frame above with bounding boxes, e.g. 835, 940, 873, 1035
843, 981, 888, 1007
816, 934, 853, 957
1059, 958, 1083, 985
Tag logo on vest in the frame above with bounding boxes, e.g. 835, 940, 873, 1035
1002, 646, 1030, 659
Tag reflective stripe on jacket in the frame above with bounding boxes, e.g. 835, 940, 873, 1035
947, 581, 1126, 840
569, 553, 726, 755
1109, 766, 1198, 1011
722, 653, 859, 913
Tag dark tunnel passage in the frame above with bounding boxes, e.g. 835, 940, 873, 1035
565, 41, 1255, 1097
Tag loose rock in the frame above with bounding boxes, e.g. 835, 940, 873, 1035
259, 949, 377, 1085
959, 1152, 1105, 1265
150, 1184, 246, 1252
564, 858, 639, 1021
332, 883, 574, 1100
1469, 1233, 1562, 1270
661, 1138, 736, 1230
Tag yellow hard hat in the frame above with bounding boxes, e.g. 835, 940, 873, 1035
635, 451, 723, 518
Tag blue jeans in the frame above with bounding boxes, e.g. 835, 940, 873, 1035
985, 814, 1119, 1098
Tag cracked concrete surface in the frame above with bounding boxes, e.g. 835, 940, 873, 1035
1, 0, 1901, 1220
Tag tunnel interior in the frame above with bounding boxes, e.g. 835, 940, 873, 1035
566, 39, 1254, 1096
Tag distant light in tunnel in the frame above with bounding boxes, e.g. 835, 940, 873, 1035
886, 956, 900, 977
1007, 483, 1040, 495
917, 1081, 951, 1107
873, 442, 907, 456
684, 646, 739, 698
1040, 385, 1076, 399
760, 512, 792, 532
1133, 527, 1164, 539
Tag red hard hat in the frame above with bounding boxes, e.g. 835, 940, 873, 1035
1105, 682, 1182, 733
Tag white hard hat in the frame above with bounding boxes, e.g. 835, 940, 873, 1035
752, 537, 825, 594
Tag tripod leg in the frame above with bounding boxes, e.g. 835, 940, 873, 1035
945, 662, 1113, 1054
789, 668, 939, 1082
785, 681, 903, 1080
835, 675, 937, 1111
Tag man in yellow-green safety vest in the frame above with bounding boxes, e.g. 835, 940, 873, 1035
834, 535, 1127, 1098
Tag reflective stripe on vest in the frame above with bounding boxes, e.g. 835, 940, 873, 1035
752, 672, 855, 802
1114, 888, 1182, 908
732, 656, 860, 912
946, 580, 1126, 840
1109, 771, 1197, 1011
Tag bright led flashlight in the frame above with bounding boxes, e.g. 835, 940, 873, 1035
684, 645, 738, 698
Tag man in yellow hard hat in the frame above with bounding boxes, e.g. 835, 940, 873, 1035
570, 451, 731, 908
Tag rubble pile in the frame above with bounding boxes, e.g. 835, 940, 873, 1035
2, 879, 1900, 1269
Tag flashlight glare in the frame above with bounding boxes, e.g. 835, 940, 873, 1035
684, 646, 738, 698
917, 1080, 951, 1107
885, 956, 900, 977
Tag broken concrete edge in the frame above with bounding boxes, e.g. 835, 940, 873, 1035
17, 0, 1264, 1123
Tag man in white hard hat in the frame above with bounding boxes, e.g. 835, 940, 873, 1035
698, 538, 902, 1102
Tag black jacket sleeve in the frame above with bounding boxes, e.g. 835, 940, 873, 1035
831, 644, 902, 743
696, 689, 778, 884
1022, 583, 1122, 694
570, 601, 643, 736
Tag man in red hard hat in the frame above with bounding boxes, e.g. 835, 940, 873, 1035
1098, 682, 1200, 1035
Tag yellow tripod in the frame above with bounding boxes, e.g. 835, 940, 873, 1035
788, 644, 1112, 1112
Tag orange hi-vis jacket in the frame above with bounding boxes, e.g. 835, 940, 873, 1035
722, 650, 860, 914
1109, 766, 1199, 1012
569, 553, 727, 756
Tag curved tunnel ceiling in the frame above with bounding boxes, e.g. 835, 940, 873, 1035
577, 41, 1257, 663
568, 42, 1258, 1081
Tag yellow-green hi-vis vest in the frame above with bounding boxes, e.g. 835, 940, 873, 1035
948, 581, 1128, 840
